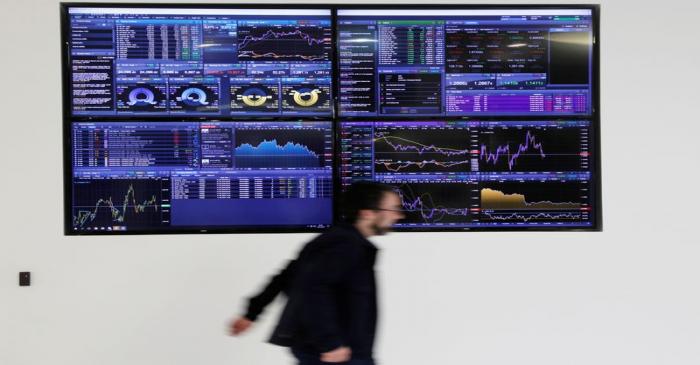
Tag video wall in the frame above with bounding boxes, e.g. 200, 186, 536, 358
63, 5, 600, 233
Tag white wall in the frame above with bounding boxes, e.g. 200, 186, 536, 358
1, 0, 699, 364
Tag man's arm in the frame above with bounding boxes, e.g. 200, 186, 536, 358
229, 259, 298, 336
245, 259, 298, 321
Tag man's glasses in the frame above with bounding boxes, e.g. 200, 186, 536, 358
374, 208, 404, 213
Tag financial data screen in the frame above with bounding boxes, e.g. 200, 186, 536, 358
68, 8, 332, 117
339, 120, 595, 228
63, 6, 599, 233
337, 9, 593, 117
70, 121, 333, 232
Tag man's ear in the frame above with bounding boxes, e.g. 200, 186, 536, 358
356, 209, 375, 221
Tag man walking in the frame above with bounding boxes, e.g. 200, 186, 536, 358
229, 181, 404, 364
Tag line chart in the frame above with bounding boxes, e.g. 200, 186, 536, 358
482, 211, 583, 223
72, 179, 165, 230
237, 26, 331, 62
478, 126, 588, 172
480, 187, 581, 210
233, 128, 329, 169
479, 130, 546, 170
478, 181, 589, 224
394, 182, 474, 224
373, 129, 472, 173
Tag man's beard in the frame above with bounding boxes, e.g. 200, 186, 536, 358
371, 222, 391, 236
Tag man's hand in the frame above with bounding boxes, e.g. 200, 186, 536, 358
228, 317, 253, 336
320, 346, 351, 363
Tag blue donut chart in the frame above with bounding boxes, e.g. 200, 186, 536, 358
127, 87, 157, 106
178, 87, 209, 106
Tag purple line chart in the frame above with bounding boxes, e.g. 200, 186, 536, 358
237, 25, 331, 62
476, 121, 589, 173
373, 125, 472, 174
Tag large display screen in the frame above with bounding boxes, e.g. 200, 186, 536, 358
337, 9, 593, 117
63, 5, 600, 234
67, 7, 332, 117
70, 121, 333, 232
339, 120, 595, 228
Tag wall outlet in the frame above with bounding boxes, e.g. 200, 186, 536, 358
19, 272, 30, 286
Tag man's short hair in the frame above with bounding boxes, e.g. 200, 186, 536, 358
341, 181, 397, 223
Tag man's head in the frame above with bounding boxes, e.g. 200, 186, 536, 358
341, 181, 405, 237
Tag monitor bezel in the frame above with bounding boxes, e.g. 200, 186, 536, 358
61, 3, 601, 235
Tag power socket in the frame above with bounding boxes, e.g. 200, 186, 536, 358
19, 272, 30, 286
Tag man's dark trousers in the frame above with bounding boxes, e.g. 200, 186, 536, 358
291, 348, 376, 365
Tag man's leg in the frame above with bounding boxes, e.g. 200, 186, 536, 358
291, 348, 376, 365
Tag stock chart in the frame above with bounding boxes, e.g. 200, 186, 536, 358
340, 120, 595, 228
64, 6, 598, 232
70, 121, 333, 232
